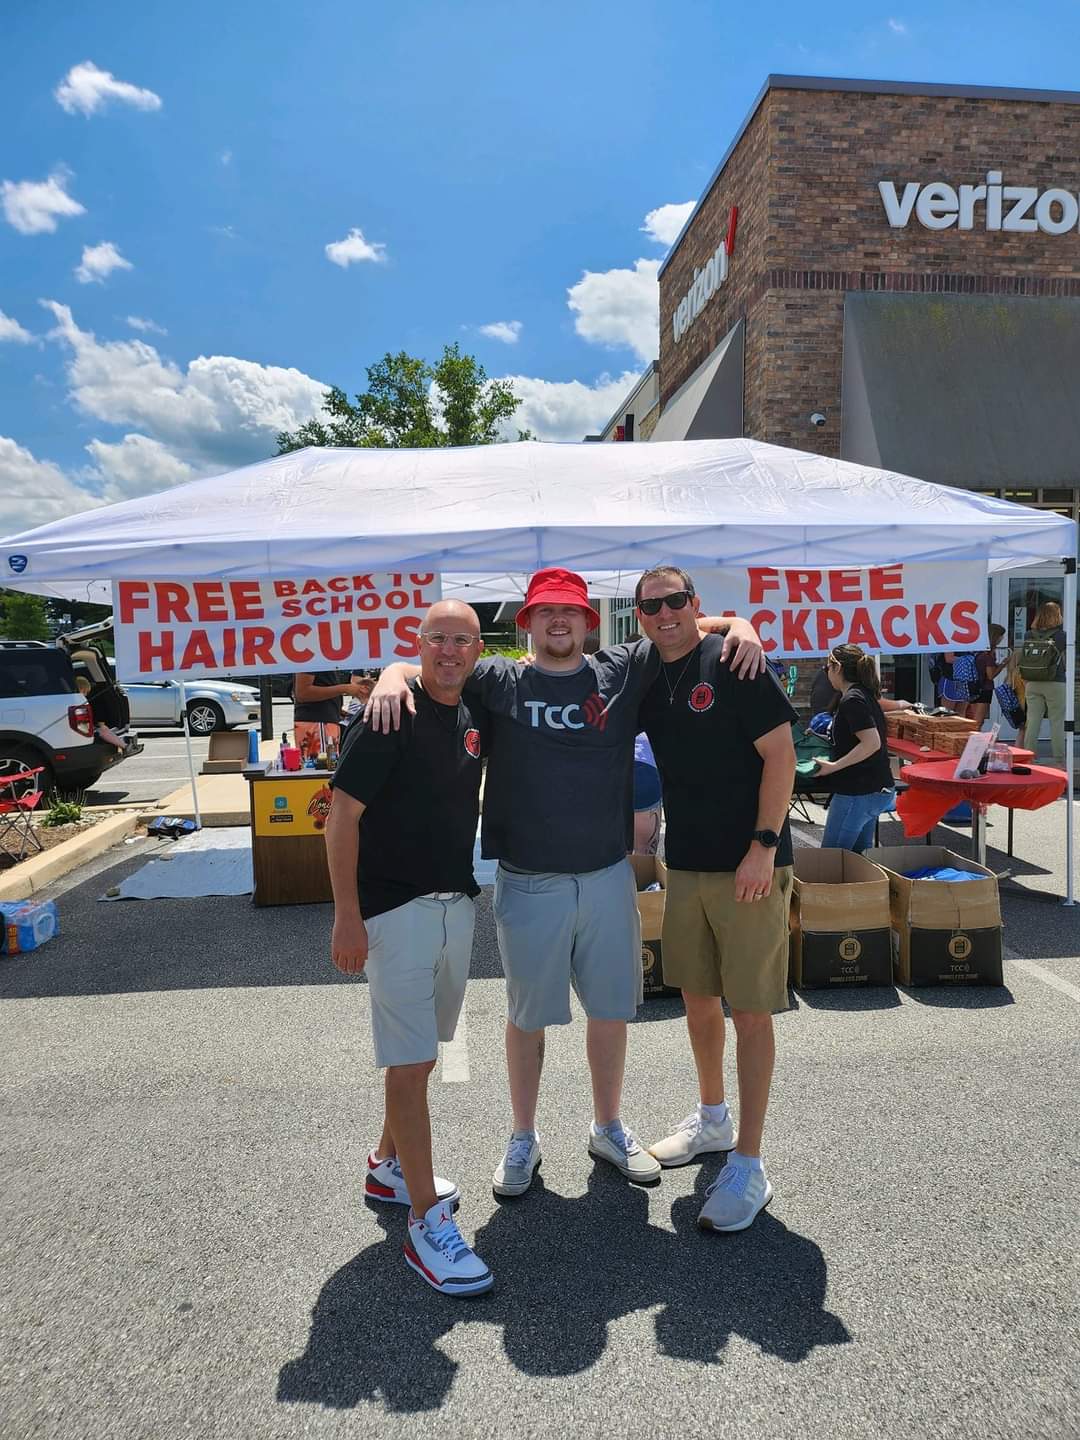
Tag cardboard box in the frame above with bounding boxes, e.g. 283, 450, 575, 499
200, 730, 249, 775
789, 849, 893, 988
629, 854, 677, 997
866, 846, 1003, 987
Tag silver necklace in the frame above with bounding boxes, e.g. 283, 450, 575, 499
663, 652, 697, 705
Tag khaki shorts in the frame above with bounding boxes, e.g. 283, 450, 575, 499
662, 866, 792, 1013
363, 894, 474, 1067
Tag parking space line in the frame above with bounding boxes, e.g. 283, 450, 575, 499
440, 1006, 470, 1083
1011, 957, 1080, 1006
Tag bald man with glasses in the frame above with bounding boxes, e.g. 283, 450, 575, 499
326, 599, 494, 1296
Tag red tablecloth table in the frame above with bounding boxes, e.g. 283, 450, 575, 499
895, 760, 1067, 864
887, 737, 1035, 766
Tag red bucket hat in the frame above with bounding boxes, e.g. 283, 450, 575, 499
515, 567, 601, 631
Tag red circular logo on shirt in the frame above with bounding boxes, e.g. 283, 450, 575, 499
688, 682, 715, 713
463, 727, 481, 758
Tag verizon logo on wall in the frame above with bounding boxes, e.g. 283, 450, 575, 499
671, 206, 738, 344
879, 172, 1080, 234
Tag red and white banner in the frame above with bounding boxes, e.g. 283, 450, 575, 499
113, 573, 442, 680
698, 563, 987, 657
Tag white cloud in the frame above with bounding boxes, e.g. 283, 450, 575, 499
887, 17, 908, 33
55, 61, 162, 117
0, 435, 101, 534
220, 149, 233, 166
0, 310, 33, 344
75, 241, 133, 285
85, 433, 195, 501
479, 320, 523, 345
641, 202, 696, 248
1, 170, 85, 235
125, 315, 166, 335
325, 227, 387, 267
42, 301, 329, 470
567, 258, 660, 364
500, 371, 641, 442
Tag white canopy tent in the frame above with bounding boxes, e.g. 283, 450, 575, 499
2, 438, 1075, 898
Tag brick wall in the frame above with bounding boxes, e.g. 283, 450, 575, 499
659, 84, 1080, 456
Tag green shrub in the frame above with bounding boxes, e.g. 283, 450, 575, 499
40, 796, 84, 828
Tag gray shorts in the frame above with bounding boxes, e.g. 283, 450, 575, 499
364, 894, 474, 1067
493, 858, 642, 1030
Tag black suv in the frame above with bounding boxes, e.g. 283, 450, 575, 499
0, 640, 137, 794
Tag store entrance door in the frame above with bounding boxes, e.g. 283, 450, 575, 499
990, 567, 1067, 746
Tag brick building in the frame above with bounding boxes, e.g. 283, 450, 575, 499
601, 75, 1080, 704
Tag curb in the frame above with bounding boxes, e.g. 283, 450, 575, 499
0, 811, 140, 902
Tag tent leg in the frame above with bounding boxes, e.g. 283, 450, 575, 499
1063, 563, 1076, 907
180, 681, 203, 832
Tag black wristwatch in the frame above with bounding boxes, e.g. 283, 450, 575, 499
752, 829, 780, 849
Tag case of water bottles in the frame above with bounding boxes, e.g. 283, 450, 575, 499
1, 899, 59, 955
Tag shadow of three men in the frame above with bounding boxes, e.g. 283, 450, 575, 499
278, 1163, 850, 1415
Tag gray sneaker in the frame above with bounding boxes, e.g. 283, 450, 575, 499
493, 1130, 541, 1197
588, 1121, 662, 1183
648, 1107, 735, 1167
697, 1159, 772, 1232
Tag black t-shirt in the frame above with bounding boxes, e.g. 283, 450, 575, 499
639, 636, 798, 872
829, 685, 893, 795
465, 645, 659, 873
330, 680, 489, 919
293, 671, 345, 724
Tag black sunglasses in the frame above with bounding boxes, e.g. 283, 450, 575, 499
637, 590, 693, 617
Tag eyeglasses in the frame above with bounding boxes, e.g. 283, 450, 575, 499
637, 590, 693, 617
420, 633, 479, 649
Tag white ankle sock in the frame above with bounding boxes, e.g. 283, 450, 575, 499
698, 1101, 728, 1123
730, 1150, 763, 1169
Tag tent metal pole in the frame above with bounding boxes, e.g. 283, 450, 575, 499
1064, 561, 1076, 907
179, 681, 203, 831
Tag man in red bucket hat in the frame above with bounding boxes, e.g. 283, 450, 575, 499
366, 567, 763, 1199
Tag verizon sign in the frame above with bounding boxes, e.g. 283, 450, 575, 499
672, 206, 738, 343
879, 172, 1080, 234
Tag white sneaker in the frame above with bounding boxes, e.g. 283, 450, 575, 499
697, 1157, 772, 1232
364, 1152, 460, 1209
588, 1121, 661, 1183
492, 1131, 541, 1197
405, 1201, 494, 1296
648, 1106, 735, 1167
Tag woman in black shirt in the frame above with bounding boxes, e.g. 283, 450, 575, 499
814, 644, 895, 853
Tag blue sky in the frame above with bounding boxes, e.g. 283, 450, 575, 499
2, 0, 1078, 533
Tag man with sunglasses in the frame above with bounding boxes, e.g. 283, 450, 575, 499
326, 600, 494, 1296
635, 566, 797, 1233
366, 568, 763, 1201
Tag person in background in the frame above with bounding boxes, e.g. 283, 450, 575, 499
632, 732, 662, 855
968, 624, 1008, 727
1021, 601, 1068, 769
813, 644, 896, 854
293, 671, 369, 756
75, 675, 127, 752
809, 662, 834, 718
997, 647, 1028, 747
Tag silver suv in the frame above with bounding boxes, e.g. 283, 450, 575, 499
0, 640, 139, 795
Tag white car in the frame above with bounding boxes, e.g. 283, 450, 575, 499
124, 678, 260, 735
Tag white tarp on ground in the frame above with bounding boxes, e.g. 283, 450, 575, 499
1, 438, 1074, 603
101, 828, 253, 901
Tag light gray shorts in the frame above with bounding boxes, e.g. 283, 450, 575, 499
493, 858, 642, 1031
363, 894, 474, 1068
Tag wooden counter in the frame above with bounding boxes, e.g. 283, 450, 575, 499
247, 767, 333, 906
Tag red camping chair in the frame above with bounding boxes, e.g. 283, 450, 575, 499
0, 767, 45, 861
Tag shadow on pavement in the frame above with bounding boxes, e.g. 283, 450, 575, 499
900, 985, 1015, 1009
793, 985, 902, 1011
277, 1166, 850, 1415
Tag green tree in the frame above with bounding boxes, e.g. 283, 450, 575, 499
276, 343, 530, 452
0, 591, 50, 641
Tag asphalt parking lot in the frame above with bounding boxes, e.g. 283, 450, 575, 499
2, 804, 1078, 1440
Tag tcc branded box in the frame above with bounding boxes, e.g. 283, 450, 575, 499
789, 849, 893, 989
867, 846, 1003, 987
